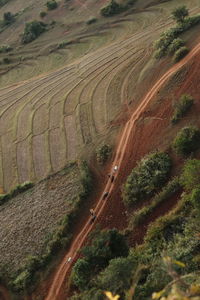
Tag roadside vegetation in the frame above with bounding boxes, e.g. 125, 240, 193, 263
171, 94, 194, 124
100, 0, 136, 17
172, 126, 200, 156
154, 6, 200, 62
122, 152, 172, 206
96, 144, 112, 165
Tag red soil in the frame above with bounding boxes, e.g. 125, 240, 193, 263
41, 40, 200, 300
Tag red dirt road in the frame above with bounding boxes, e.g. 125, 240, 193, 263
44, 41, 200, 300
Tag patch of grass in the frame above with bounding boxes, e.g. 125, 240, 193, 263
173, 46, 189, 63
0, 182, 34, 206
123, 152, 172, 206
171, 94, 194, 124
128, 177, 181, 228
172, 126, 200, 156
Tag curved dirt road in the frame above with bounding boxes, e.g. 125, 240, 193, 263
45, 41, 200, 300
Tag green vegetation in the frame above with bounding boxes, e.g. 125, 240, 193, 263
100, 0, 136, 17
0, 0, 10, 8
154, 7, 200, 61
71, 228, 129, 291
40, 11, 47, 18
171, 94, 194, 124
128, 177, 181, 228
21, 21, 46, 44
172, 5, 189, 24
173, 46, 189, 62
9, 162, 92, 293
123, 152, 172, 206
0, 44, 12, 53
46, 0, 58, 10
0, 182, 34, 206
3, 12, 15, 25
86, 17, 97, 25
96, 144, 112, 165
172, 126, 200, 156
181, 159, 200, 191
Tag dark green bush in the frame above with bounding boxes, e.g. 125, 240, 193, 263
172, 126, 200, 156
181, 159, 200, 191
0, 0, 10, 7
96, 144, 112, 165
172, 6, 189, 24
3, 12, 15, 25
0, 44, 12, 53
100, 0, 125, 17
123, 152, 172, 205
3, 57, 10, 64
171, 94, 194, 124
168, 38, 185, 55
72, 229, 129, 290
129, 177, 181, 228
21, 21, 46, 44
173, 46, 189, 62
46, 0, 58, 10
40, 11, 47, 18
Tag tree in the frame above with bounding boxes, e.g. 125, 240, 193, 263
46, 0, 58, 10
72, 259, 91, 291
22, 21, 46, 44
172, 127, 200, 156
97, 257, 134, 296
3, 11, 14, 25
181, 159, 200, 191
172, 6, 189, 24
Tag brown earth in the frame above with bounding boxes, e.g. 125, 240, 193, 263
39, 39, 200, 300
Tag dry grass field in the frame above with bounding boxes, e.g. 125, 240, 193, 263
0, 162, 81, 275
0, 0, 198, 192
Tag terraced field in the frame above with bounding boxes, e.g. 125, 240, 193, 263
0, 0, 199, 192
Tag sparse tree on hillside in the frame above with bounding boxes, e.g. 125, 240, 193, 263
3, 11, 15, 25
172, 6, 189, 24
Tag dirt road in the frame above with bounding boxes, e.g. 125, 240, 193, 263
44, 39, 200, 300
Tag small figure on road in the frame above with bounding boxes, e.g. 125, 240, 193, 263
103, 192, 109, 200
113, 165, 118, 172
90, 215, 96, 223
89, 208, 95, 216
67, 257, 72, 263
111, 175, 115, 183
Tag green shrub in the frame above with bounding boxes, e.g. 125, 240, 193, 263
40, 11, 47, 18
0, 44, 12, 53
22, 21, 46, 44
3, 12, 15, 25
100, 0, 125, 17
173, 46, 189, 62
123, 152, 172, 205
96, 144, 112, 165
172, 6, 189, 24
0, 0, 10, 8
181, 159, 200, 191
72, 229, 129, 290
96, 257, 135, 296
171, 94, 194, 124
129, 178, 181, 228
172, 126, 200, 156
3, 57, 10, 64
46, 0, 58, 10
86, 17, 97, 25
168, 38, 185, 55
